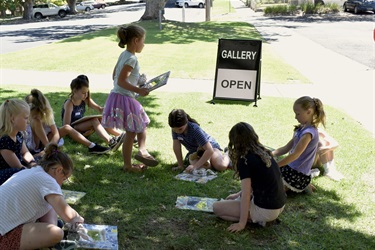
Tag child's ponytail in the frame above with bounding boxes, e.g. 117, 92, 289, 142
39, 143, 73, 174
294, 96, 326, 129
312, 97, 326, 128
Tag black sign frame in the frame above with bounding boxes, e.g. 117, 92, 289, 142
212, 39, 262, 106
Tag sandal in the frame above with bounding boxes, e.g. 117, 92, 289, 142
123, 164, 147, 173
134, 152, 159, 167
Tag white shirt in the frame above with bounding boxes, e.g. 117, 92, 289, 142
112, 50, 140, 98
0, 166, 62, 235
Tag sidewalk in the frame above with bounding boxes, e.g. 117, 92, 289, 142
1, 0, 374, 137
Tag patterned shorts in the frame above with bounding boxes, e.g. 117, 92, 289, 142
0, 225, 22, 249
280, 165, 311, 193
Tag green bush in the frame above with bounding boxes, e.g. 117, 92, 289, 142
263, 1, 339, 15
301, 2, 316, 14
264, 4, 298, 15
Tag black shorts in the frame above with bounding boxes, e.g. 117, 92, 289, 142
280, 165, 311, 192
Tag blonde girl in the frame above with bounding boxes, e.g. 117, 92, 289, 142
62, 75, 124, 152
0, 99, 36, 184
0, 143, 84, 249
272, 96, 326, 193
213, 122, 286, 232
26, 89, 111, 155
102, 24, 158, 172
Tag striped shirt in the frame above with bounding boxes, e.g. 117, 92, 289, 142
172, 121, 221, 154
0, 166, 62, 236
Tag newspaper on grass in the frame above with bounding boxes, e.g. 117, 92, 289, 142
62, 223, 118, 250
175, 196, 218, 213
174, 168, 217, 184
62, 189, 86, 204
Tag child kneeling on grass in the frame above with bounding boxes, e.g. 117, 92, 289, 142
0, 143, 84, 249
213, 122, 286, 232
168, 109, 230, 172
272, 96, 326, 193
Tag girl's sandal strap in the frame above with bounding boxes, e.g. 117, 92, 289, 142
123, 164, 147, 173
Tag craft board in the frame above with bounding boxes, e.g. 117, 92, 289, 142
174, 169, 217, 184
77, 224, 118, 250
62, 189, 86, 204
71, 115, 103, 126
145, 71, 170, 91
175, 196, 218, 212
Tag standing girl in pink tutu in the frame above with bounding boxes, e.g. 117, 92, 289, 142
102, 24, 158, 172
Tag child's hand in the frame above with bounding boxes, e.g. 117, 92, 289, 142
70, 214, 84, 229
226, 193, 240, 200
185, 164, 195, 173
137, 87, 150, 97
137, 74, 147, 87
227, 222, 246, 233
172, 165, 184, 171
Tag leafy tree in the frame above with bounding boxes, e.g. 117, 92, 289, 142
141, 0, 168, 20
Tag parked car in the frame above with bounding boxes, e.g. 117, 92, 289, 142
175, 0, 205, 8
82, 0, 107, 9
343, 0, 375, 14
32, 3, 69, 19
76, 2, 95, 12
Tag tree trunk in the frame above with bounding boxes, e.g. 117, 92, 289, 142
22, 0, 33, 20
141, 0, 167, 20
67, 0, 77, 14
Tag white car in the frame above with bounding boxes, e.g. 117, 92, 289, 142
175, 0, 205, 8
76, 2, 94, 12
82, 0, 107, 9
33, 3, 69, 19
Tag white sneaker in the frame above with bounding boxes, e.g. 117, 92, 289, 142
323, 160, 345, 181
311, 168, 320, 178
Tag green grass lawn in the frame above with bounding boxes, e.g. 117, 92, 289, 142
0, 10, 310, 84
1, 85, 374, 249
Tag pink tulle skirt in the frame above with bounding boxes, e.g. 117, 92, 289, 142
102, 92, 150, 133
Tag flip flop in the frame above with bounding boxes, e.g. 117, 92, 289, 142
134, 153, 159, 167
123, 164, 147, 173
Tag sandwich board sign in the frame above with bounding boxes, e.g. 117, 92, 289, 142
213, 39, 262, 106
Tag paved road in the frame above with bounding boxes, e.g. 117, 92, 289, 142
236, 8, 374, 136
0, 3, 146, 54
1, 2, 373, 69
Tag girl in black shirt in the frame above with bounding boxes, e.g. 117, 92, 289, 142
213, 122, 286, 232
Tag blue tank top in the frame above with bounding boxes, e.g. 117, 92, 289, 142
61, 100, 86, 125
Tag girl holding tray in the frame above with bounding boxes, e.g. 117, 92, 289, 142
101, 24, 159, 172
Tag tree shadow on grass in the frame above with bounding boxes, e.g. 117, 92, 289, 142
58, 20, 263, 45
